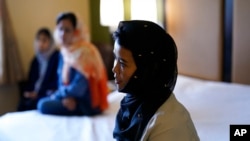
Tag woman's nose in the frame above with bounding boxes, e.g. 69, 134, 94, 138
112, 60, 118, 74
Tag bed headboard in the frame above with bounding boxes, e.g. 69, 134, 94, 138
166, 0, 250, 85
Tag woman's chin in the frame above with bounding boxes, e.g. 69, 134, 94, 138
116, 85, 125, 92
60, 42, 71, 48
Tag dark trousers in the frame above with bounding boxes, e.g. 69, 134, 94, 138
17, 81, 37, 111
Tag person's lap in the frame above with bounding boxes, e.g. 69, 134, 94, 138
37, 97, 102, 116
37, 97, 82, 116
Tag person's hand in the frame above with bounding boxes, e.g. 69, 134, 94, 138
24, 91, 37, 99
62, 97, 76, 111
50, 94, 56, 100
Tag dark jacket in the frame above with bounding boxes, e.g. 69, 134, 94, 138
25, 50, 60, 99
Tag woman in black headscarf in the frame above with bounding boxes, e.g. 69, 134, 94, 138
112, 20, 199, 141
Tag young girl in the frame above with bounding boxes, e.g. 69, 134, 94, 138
37, 12, 108, 116
112, 20, 199, 140
18, 28, 59, 111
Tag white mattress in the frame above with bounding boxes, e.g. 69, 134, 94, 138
0, 75, 250, 141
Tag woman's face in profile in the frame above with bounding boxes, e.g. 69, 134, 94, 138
57, 19, 75, 46
112, 40, 137, 91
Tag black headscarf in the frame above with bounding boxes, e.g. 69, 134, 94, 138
113, 20, 178, 141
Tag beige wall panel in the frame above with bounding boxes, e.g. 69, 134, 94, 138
232, 0, 250, 84
166, 0, 222, 81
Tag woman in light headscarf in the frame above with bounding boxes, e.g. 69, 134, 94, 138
18, 28, 59, 111
37, 12, 108, 116
112, 20, 199, 141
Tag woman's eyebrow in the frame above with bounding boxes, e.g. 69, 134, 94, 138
113, 52, 128, 63
119, 58, 128, 63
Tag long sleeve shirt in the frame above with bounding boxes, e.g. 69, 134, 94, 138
53, 56, 99, 115
140, 94, 200, 141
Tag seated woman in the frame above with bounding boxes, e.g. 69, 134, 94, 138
112, 21, 199, 140
18, 28, 59, 111
37, 12, 108, 116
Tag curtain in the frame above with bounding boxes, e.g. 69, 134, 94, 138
0, 0, 24, 85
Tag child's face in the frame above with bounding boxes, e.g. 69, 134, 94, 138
35, 34, 51, 53
56, 19, 75, 46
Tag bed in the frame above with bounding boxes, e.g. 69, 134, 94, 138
0, 75, 250, 141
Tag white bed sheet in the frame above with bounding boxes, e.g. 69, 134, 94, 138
0, 91, 124, 141
0, 75, 250, 141
174, 75, 250, 141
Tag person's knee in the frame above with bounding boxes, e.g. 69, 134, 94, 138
37, 98, 51, 114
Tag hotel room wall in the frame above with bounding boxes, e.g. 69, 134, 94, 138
89, 0, 111, 44
0, 0, 90, 115
232, 0, 250, 85
166, 0, 223, 81
166, 0, 250, 84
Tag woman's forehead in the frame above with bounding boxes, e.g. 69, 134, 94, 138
114, 42, 130, 55
37, 34, 50, 41
57, 19, 74, 28
114, 41, 134, 60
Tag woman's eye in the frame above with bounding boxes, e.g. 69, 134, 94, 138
119, 61, 126, 67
